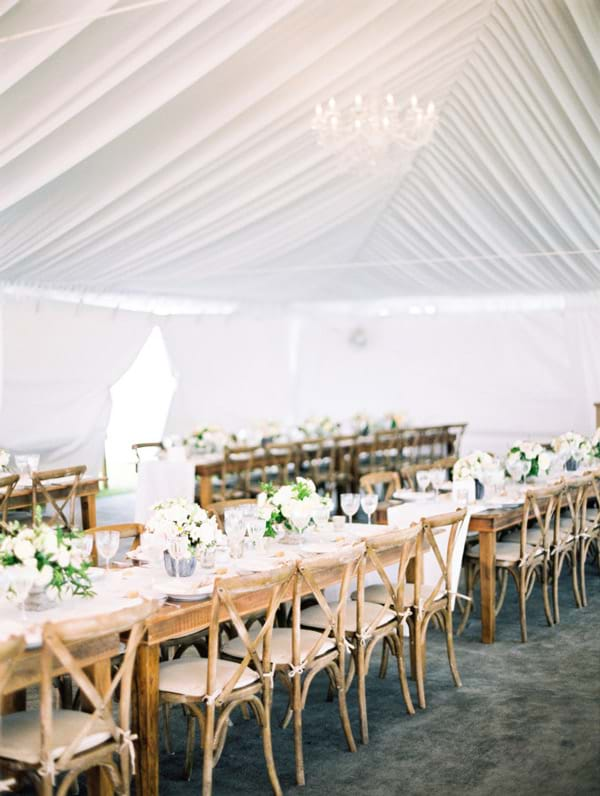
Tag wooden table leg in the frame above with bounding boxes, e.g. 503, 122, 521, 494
84, 659, 113, 796
133, 643, 160, 796
81, 494, 97, 529
478, 532, 497, 644
198, 474, 214, 508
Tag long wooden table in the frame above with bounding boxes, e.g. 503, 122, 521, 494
133, 529, 418, 796
6, 478, 100, 529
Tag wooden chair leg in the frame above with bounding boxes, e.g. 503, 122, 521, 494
579, 539, 589, 607
378, 637, 390, 679
201, 703, 216, 796
356, 645, 368, 745
552, 552, 561, 625
333, 663, 357, 754
393, 630, 415, 715
162, 703, 173, 755
570, 548, 582, 608
260, 695, 283, 796
184, 713, 195, 780
292, 674, 305, 786
519, 569, 528, 643
413, 622, 426, 709
541, 562, 553, 628
444, 608, 462, 688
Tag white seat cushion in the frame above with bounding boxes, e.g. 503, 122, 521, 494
466, 542, 542, 563
300, 600, 395, 633
159, 657, 259, 698
0, 710, 112, 766
358, 582, 440, 607
222, 627, 335, 666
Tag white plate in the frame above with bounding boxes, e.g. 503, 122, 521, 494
237, 559, 280, 573
152, 579, 213, 601
300, 542, 341, 555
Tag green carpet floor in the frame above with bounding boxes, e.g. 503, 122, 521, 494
153, 570, 600, 796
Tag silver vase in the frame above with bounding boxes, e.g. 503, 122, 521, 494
163, 551, 197, 577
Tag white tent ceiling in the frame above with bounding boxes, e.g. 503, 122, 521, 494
0, 0, 598, 304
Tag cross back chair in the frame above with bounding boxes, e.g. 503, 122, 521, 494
0, 473, 20, 528
372, 430, 399, 472
222, 547, 363, 786
400, 457, 457, 490
580, 468, 600, 606
332, 435, 356, 494
0, 633, 25, 702
31, 465, 87, 531
131, 441, 165, 471
159, 564, 296, 796
297, 437, 336, 492
0, 600, 157, 796
554, 476, 591, 619
464, 483, 562, 642
218, 446, 262, 500
261, 442, 296, 487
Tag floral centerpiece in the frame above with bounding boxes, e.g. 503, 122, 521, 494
0, 449, 9, 472
551, 431, 592, 469
299, 416, 340, 438
147, 497, 219, 554
506, 441, 552, 478
257, 477, 330, 542
0, 512, 93, 609
453, 451, 496, 480
352, 412, 371, 436
383, 412, 405, 430
591, 428, 600, 460
187, 426, 230, 453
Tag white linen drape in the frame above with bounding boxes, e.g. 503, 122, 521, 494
0, 298, 152, 475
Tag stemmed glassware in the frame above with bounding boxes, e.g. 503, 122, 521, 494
168, 536, 189, 579
9, 567, 35, 621
429, 468, 445, 498
76, 534, 94, 560
340, 493, 360, 525
415, 470, 431, 493
94, 530, 120, 570
247, 519, 267, 554
225, 509, 246, 559
360, 493, 378, 524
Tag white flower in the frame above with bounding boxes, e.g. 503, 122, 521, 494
34, 565, 54, 588
0, 449, 9, 468
13, 538, 36, 563
538, 451, 552, 474
56, 549, 71, 568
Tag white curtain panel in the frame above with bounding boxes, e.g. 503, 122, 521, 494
0, 299, 152, 475
0, 0, 597, 303
161, 314, 295, 436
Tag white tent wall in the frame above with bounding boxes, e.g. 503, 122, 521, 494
0, 298, 153, 476
161, 314, 295, 436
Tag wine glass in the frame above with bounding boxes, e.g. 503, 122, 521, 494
415, 470, 431, 493
360, 493, 378, 524
225, 510, 246, 559
76, 534, 94, 560
430, 468, 445, 498
247, 519, 266, 553
340, 493, 360, 525
9, 567, 35, 621
94, 530, 120, 570
168, 536, 189, 579
312, 504, 331, 533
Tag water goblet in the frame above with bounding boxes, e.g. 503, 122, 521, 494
168, 536, 190, 578
225, 511, 246, 559
430, 468, 446, 498
312, 504, 331, 533
74, 534, 94, 561
415, 470, 431, 493
360, 493, 378, 524
9, 567, 35, 621
340, 493, 360, 526
247, 519, 266, 553
94, 530, 120, 570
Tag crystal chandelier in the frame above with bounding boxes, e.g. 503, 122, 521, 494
311, 92, 438, 174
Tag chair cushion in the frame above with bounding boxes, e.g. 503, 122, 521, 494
159, 657, 259, 698
222, 627, 335, 666
0, 710, 112, 766
357, 582, 439, 607
300, 600, 395, 633
466, 542, 542, 563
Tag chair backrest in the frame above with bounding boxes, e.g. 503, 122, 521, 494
400, 457, 457, 490
414, 509, 468, 612
373, 431, 399, 471
333, 435, 356, 484
0, 473, 20, 528
205, 498, 256, 530
293, 544, 365, 671
206, 565, 296, 704
359, 471, 400, 502
562, 476, 592, 541
132, 442, 165, 471
0, 634, 25, 699
362, 527, 419, 631
39, 600, 158, 779
221, 446, 261, 499
297, 438, 335, 486
85, 523, 144, 564
518, 482, 564, 561
583, 468, 600, 531
261, 442, 296, 486
31, 465, 87, 530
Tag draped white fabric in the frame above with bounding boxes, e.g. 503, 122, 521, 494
0, 299, 152, 474
0, 0, 598, 304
